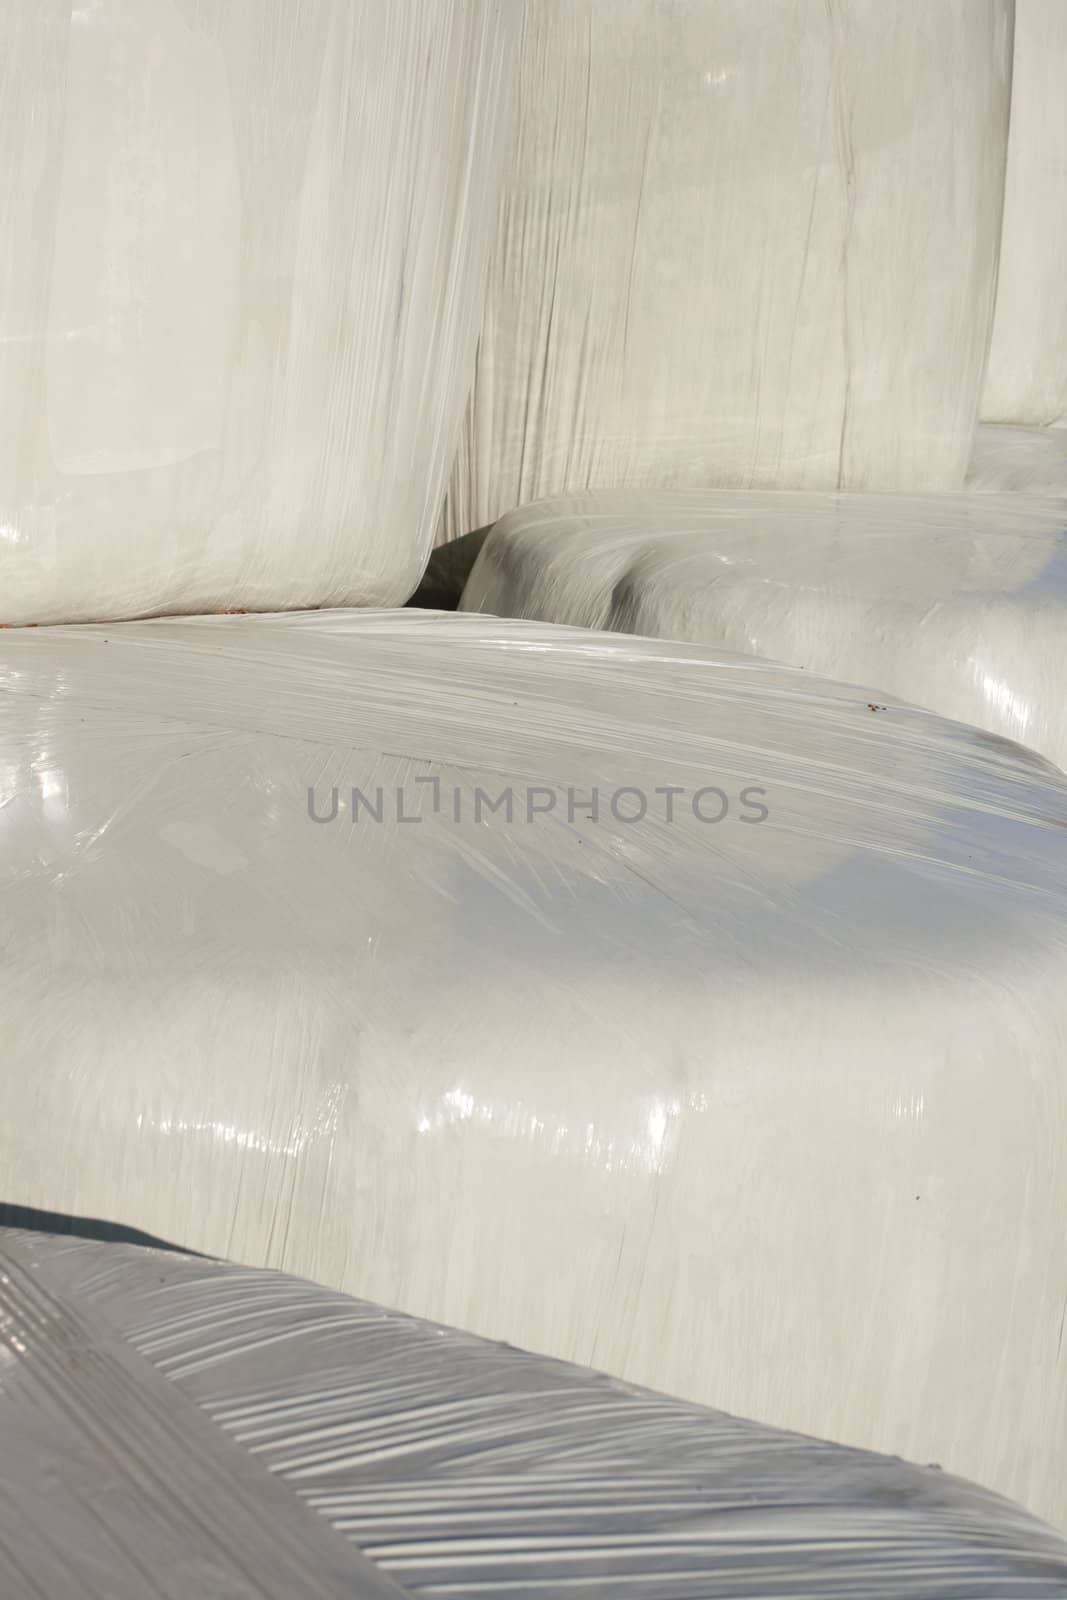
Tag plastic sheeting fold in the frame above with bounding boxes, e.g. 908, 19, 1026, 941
461, 489, 1067, 773
440, 0, 1012, 542
0, 1232, 398, 1599
0, 0, 518, 625
981, 0, 1067, 426
2, 611, 1067, 1524
3, 1230, 1067, 1594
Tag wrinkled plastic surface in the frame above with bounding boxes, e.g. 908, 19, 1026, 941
967, 424, 1067, 494
0, 0, 517, 625
0, 1230, 399, 1599
462, 489, 1067, 773
982, 0, 1067, 426
4, 1231, 1067, 1595
2, 611, 1067, 1525
440, 0, 1012, 541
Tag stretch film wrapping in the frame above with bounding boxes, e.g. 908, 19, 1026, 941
2, 612, 1067, 1522
0, 0, 517, 625
2, 1232, 1067, 1596
440, 0, 1012, 541
462, 489, 1067, 773
967, 424, 1067, 495
981, 0, 1067, 426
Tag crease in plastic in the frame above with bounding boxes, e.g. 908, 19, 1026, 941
0, 0, 519, 625
441, 0, 1013, 541
3, 1230, 1067, 1595
2, 611, 1067, 1524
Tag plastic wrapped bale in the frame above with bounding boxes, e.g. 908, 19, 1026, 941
461, 489, 1067, 773
981, 0, 1067, 427
968, 425, 1067, 494
2, 1230, 1067, 1595
2, 610, 1067, 1524
0, 0, 518, 625
439, 0, 1012, 541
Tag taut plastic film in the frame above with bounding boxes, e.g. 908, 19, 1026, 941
981, 0, 1067, 427
2, 1229, 1067, 1594
2, 611, 1067, 1523
440, 0, 1012, 541
0, 0, 518, 625
461, 488, 1067, 773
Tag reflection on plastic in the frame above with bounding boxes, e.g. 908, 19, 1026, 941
4, 1229, 1067, 1594
461, 488, 1067, 772
0, 1230, 403, 1598
1, 611, 1066, 1526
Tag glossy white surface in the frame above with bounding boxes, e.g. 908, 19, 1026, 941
0, 0, 517, 624
441, 0, 1012, 540
968, 424, 1067, 494
5, 1231, 1067, 1592
2, 612, 1067, 1525
462, 489, 1067, 772
982, 0, 1067, 426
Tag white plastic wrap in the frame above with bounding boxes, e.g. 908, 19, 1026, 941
4, 1231, 1067, 1595
462, 489, 1067, 773
0, 0, 517, 625
3, 611, 1067, 1524
968, 424, 1067, 494
440, 0, 1012, 541
981, 0, 1067, 426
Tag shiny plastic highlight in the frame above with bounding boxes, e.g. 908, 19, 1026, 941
1, 611, 1067, 1523
3, 1230, 1067, 1592
461, 488, 1067, 772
